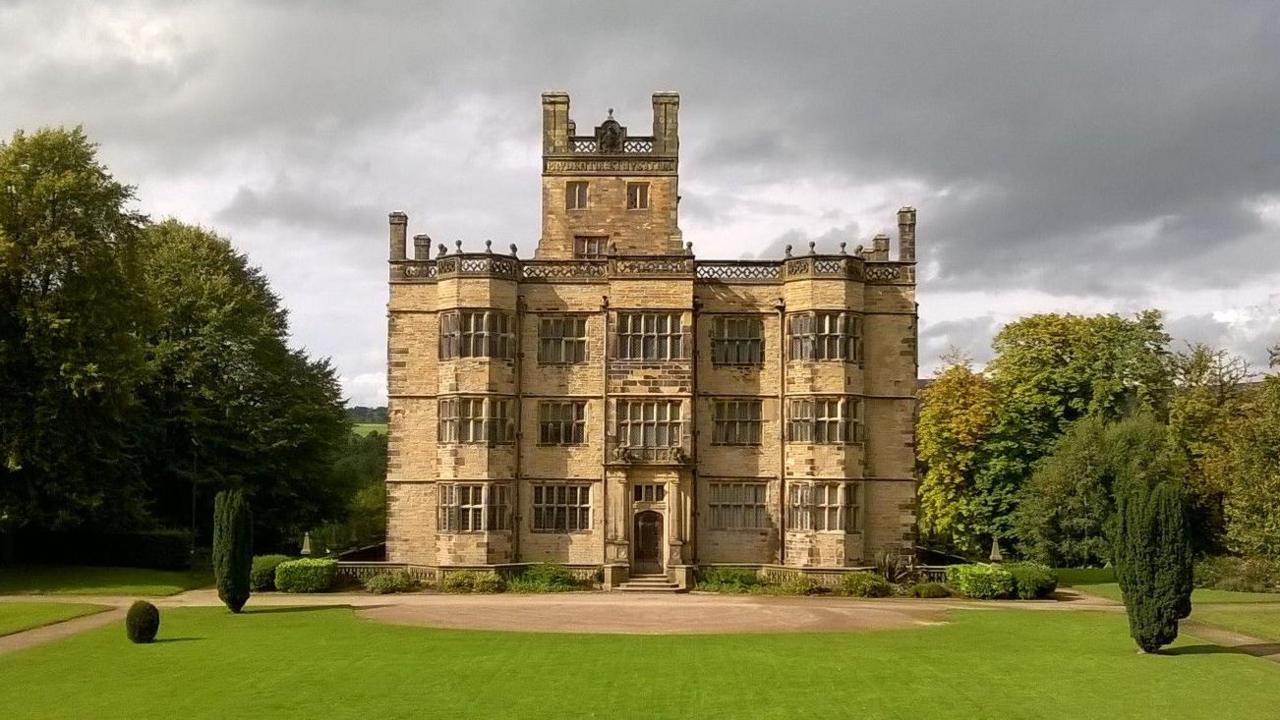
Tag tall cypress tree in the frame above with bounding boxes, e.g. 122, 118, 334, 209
1114, 480, 1191, 652
212, 489, 252, 613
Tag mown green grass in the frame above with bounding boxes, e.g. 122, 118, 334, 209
1, 606, 1278, 719
1057, 567, 1280, 605
352, 422, 386, 436
0, 602, 105, 636
1191, 605, 1280, 642
0, 566, 210, 597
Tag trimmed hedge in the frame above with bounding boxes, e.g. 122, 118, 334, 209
363, 571, 419, 594
250, 555, 293, 591
507, 564, 583, 593
441, 570, 505, 593
834, 571, 892, 598
14, 530, 193, 570
696, 567, 765, 593
1006, 562, 1058, 599
945, 564, 1015, 599
908, 581, 951, 598
274, 558, 337, 593
125, 600, 160, 643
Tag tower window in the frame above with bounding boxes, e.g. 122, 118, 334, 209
566, 181, 589, 210
627, 182, 649, 210
574, 236, 608, 258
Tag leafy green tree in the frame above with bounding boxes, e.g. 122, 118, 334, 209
1166, 343, 1249, 554
1013, 416, 1112, 566
1204, 358, 1280, 561
212, 489, 252, 613
1114, 480, 1192, 651
978, 312, 1172, 544
135, 221, 352, 549
0, 128, 152, 530
916, 355, 998, 554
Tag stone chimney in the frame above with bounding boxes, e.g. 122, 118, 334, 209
388, 212, 407, 261
898, 207, 917, 262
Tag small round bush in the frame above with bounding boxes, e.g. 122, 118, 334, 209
363, 571, 419, 594
125, 600, 160, 644
274, 558, 337, 593
1005, 562, 1058, 599
471, 570, 506, 593
250, 555, 293, 591
909, 581, 950, 598
835, 571, 892, 598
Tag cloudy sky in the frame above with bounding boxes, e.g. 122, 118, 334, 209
3, 1, 1279, 405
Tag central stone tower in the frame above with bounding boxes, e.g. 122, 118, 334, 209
537, 91, 682, 258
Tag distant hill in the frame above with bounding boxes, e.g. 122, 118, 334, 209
347, 406, 387, 423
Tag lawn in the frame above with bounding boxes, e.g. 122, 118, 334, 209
353, 422, 386, 436
1058, 568, 1280, 605
0, 602, 106, 637
1, 606, 1278, 719
1190, 605, 1280, 642
0, 566, 211, 596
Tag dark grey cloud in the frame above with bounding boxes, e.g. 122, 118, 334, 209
2, 0, 1278, 402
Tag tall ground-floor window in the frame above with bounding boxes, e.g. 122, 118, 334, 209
707, 481, 769, 530
787, 481, 860, 532
438, 482, 511, 533
531, 484, 592, 532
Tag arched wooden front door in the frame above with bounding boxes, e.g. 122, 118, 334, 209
633, 510, 663, 575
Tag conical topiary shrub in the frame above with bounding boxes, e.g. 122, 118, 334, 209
1114, 480, 1192, 652
125, 600, 160, 643
212, 489, 253, 613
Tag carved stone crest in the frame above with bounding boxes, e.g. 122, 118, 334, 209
595, 109, 626, 154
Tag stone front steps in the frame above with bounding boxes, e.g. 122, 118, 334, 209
617, 574, 685, 593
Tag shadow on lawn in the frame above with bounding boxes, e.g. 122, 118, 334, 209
152, 637, 201, 644
243, 605, 345, 615
1165, 643, 1280, 658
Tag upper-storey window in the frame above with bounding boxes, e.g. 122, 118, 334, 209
438, 397, 515, 445
539, 401, 587, 446
616, 312, 683, 360
539, 316, 588, 364
574, 235, 608, 258
712, 399, 763, 446
787, 397, 864, 444
711, 316, 764, 366
439, 310, 514, 360
566, 181, 588, 210
787, 311, 862, 363
627, 182, 649, 210
617, 400, 682, 448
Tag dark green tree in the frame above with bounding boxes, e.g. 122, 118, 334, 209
976, 312, 1172, 545
1114, 480, 1192, 652
0, 127, 152, 530
135, 221, 352, 549
212, 489, 252, 612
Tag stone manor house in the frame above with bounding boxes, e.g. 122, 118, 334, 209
384, 92, 918, 588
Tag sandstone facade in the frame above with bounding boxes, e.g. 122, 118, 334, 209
385, 92, 918, 587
